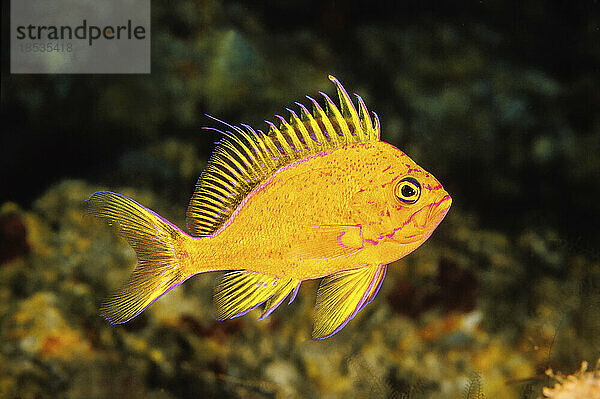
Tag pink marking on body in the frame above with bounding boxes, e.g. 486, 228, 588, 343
370, 202, 437, 245
429, 195, 451, 209
422, 183, 443, 191
378, 225, 404, 240
336, 232, 347, 247
381, 175, 400, 188
402, 207, 425, 227
382, 166, 391, 173
210, 152, 329, 237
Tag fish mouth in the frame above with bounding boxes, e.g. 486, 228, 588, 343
417, 194, 452, 230
394, 194, 452, 244
430, 195, 452, 225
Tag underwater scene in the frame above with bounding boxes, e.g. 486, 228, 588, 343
1, 1, 599, 398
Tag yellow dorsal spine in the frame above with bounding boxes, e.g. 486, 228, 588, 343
276, 114, 304, 154
329, 75, 363, 139
286, 108, 317, 152
296, 101, 329, 148
320, 91, 353, 143
307, 95, 339, 146
186, 76, 381, 237
266, 120, 295, 158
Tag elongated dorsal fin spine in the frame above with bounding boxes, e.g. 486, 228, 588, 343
355, 94, 371, 135
372, 112, 381, 140
307, 95, 337, 145
330, 75, 362, 136
320, 91, 352, 143
186, 76, 380, 237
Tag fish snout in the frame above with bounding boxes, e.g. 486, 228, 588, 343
411, 193, 451, 230
431, 194, 452, 226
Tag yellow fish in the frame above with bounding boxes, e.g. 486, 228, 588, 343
86, 76, 451, 338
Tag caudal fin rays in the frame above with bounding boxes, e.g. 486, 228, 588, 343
85, 191, 189, 324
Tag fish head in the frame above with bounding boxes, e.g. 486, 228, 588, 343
370, 142, 452, 248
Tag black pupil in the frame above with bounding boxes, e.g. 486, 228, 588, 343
401, 184, 416, 198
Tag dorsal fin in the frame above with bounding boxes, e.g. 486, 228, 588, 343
186, 75, 380, 237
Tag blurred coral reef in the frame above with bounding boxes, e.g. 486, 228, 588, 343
1, 172, 598, 398
1, 1, 599, 398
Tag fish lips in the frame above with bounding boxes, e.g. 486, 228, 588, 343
412, 194, 452, 231
429, 194, 452, 227
395, 194, 451, 244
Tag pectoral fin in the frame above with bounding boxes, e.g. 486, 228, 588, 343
312, 264, 387, 339
214, 271, 300, 320
293, 224, 364, 260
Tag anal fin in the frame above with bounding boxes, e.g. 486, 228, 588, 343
313, 264, 386, 339
214, 271, 300, 320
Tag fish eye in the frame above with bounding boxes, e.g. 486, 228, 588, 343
395, 177, 421, 204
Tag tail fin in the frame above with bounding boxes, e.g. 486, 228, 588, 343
85, 191, 189, 324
